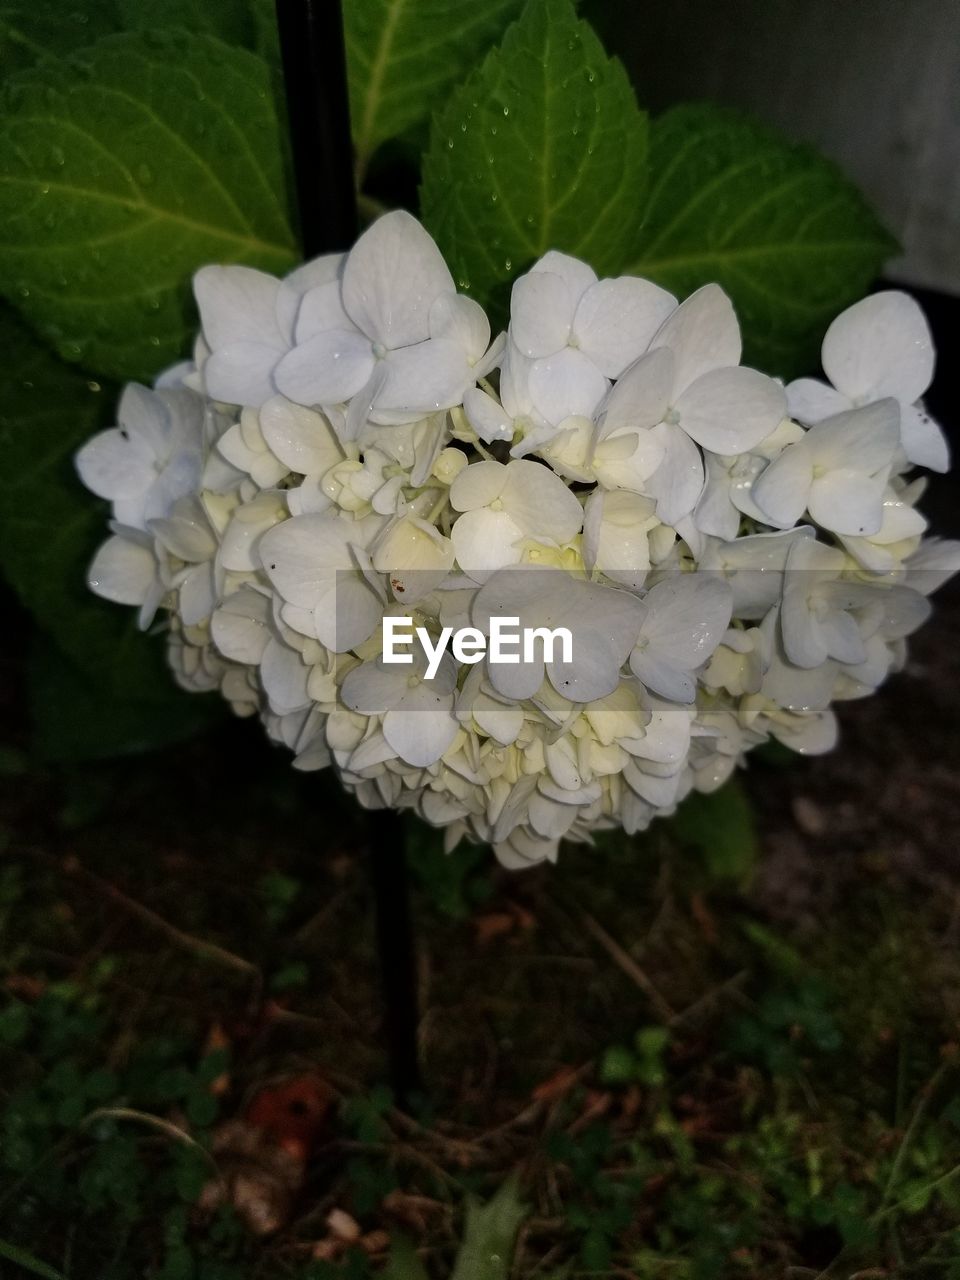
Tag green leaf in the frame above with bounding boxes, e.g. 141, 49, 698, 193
116, 0, 256, 45
420, 0, 648, 310
0, 30, 296, 381
346, 0, 523, 174
669, 778, 759, 883
629, 104, 897, 377
0, 306, 220, 759
450, 1175, 528, 1280
0, 2, 118, 77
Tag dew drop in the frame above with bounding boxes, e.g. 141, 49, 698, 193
502, 105, 509, 116
50, 145, 65, 166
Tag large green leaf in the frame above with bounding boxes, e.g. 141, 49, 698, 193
0, 30, 296, 382
116, 0, 255, 45
420, 0, 649, 308
345, 0, 523, 175
629, 104, 898, 377
0, 305, 220, 759
0, 2, 118, 76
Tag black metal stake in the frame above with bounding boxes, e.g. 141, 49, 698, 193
274, 0, 422, 1104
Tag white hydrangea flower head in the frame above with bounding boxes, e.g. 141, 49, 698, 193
76, 211, 959, 869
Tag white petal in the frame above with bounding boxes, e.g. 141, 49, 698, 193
822, 291, 934, 405
509, 271, 574, 357
450, 459, 507, 512
751, 444, 814, 528
344, 363, 388, 440
530, 250, 597, 302
376, 338, 472, 413
295, 278, 352, 342
650, 283, 741, 392
786, 377, 850, 424
806, 400, 900, 474
629, 650, 696, 703
179, 562, 216, 626
818, 608, 866, 665
464, 387, 513, 443
641, 574, 732, 668
341, 210, 454, 348
645, 422, 705, 525
280, 252, 343, 343
76, 428, 155, 500
341, 659, 406, 714
582, 489, 655, 588
118, 382, 173, 454
593, 428, 666, 493
451, 509, 523, 573
326, 575, 384, 652
88, 534, 156, 605
597, 346, 674, 441
675, 366, 786, 453
547, 633, 629, 702
528, 347, 609, 425
193, 264, 284, 349
905, 539, 960, 595
780, 596, 828, 668
899, 402, 949, 472
149, 504, 215, 562
260, 513, 350, 607
211, 588, 271, 664
501, 459, 584, 541
203, 344, 283, 407
259, 396, 343, 475
383, 706, 458, 767
493, 830, 558, 870
693, 454, 740, 540
430, 293, 491, 361
574, 277, 676, 377
274, 330, 374, 405
807, 470, 887, 536
261, 637, 311, 714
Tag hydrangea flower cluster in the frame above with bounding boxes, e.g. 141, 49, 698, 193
77, 211, 957, 868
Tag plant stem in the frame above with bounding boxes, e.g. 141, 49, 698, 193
274, 0, 357, 256
273, 0, 421, 1103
